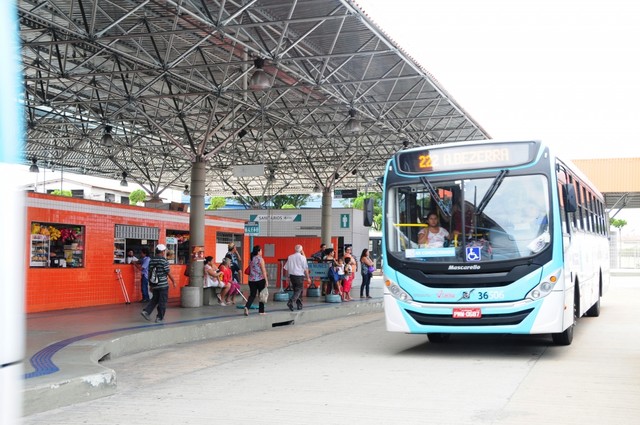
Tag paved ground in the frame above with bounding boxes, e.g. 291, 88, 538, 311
22, 271, 640, 422
22, 278, 385, 415
21, 272, 640, 425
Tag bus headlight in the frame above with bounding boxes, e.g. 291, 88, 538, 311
386, 279, 413, 302
525, 269, 560, 300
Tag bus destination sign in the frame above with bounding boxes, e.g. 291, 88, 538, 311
396, 142, 535, 174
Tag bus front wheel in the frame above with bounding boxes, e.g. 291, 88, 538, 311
427, 333, 451, 343
552, 296, 577, 346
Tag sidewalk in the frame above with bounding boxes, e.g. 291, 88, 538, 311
23, 278, 385, 415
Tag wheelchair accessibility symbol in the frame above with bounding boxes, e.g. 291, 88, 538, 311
466, 246, 481, 262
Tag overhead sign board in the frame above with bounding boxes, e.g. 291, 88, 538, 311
334, 189, 357, 199
233, 164, 265, 177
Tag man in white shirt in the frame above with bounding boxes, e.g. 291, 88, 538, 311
126, 250, 138, 264
283, 244, 311, 311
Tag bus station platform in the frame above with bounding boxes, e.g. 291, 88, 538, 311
22, 278, 385, 416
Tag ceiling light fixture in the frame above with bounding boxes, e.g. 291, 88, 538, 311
344, 108, 362, 133
249, 58, 270, 91
103, 125, 114, 147
29, 157, 39, 173
120, 171, 128, 187
183, 185, 190, 195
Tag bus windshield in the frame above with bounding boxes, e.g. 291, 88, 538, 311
385, 174, 550, 263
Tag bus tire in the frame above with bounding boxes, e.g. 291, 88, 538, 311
427, 333, 450, 343
585, 298, 601, 317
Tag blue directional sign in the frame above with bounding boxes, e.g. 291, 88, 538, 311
244, 221, 260, 235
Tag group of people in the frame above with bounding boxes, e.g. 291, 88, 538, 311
203, 242, 244, 306
310, 244, 375, 299
134, 241, 375, 323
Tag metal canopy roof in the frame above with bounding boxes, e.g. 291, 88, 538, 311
18, 0, 489, 200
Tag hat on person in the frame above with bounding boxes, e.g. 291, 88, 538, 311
156, 244, 167, 251
228, 242, 235, 249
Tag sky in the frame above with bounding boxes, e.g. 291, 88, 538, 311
357, 0, 640, 160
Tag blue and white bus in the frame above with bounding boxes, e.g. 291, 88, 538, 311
382, 140, 609, 345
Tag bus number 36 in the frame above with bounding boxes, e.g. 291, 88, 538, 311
478, 291, 504, 300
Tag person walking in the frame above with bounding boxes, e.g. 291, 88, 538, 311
141, 244, 176, 323
283, 244, 311, 311
226, 242, 242, 283
138, 247, 151, 302
243, 245, 269, 316
360, 248, 374, 299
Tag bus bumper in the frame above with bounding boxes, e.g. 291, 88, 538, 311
384, 289, 567, 335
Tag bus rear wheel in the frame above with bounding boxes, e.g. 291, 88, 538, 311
585, 298, 601, 317
427, 333, 451, 343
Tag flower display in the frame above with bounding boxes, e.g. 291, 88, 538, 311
59, 228, 78, 243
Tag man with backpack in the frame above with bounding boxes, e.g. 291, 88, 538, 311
141, 244, 176, 323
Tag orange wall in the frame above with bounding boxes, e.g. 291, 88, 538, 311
250, 236, 337, 289
25, 193, 244, 313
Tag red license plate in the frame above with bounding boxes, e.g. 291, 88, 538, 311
453, 308, 482, 319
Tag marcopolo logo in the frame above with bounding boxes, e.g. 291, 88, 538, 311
448, 265, 481, 271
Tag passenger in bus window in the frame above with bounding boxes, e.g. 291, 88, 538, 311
417, 212, 450, 248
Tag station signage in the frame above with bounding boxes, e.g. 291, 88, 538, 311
334, 189, 357, 199
244, 221, 260, 235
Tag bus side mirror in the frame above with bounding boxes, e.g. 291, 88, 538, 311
364, 198, 374, 227
563, 184, 577, 213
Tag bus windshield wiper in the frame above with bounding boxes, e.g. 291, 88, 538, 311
420, 177, 451, 217
475, 169, 508, 216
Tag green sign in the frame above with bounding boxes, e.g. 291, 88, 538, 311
340, 214, 350, 228
244, 221, 260, 235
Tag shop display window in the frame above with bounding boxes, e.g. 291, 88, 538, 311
30, 222, 85, 268
113, 225, 159, 264
166, 230, 190, 265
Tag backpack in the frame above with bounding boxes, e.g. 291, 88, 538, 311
149, 265, 159, 285
327, 263, 340, 282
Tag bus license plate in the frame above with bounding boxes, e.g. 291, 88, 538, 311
453, 308, 482, 319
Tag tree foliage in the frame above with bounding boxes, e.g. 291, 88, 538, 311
50, 189, 72, 197
206, 196, 226, 210
271, 195, 312, 209
610, 218, 627, 230
128, 189, 147, 205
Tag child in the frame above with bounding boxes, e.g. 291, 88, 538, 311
342, 262, 354, 301
334, 258, 345, 297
